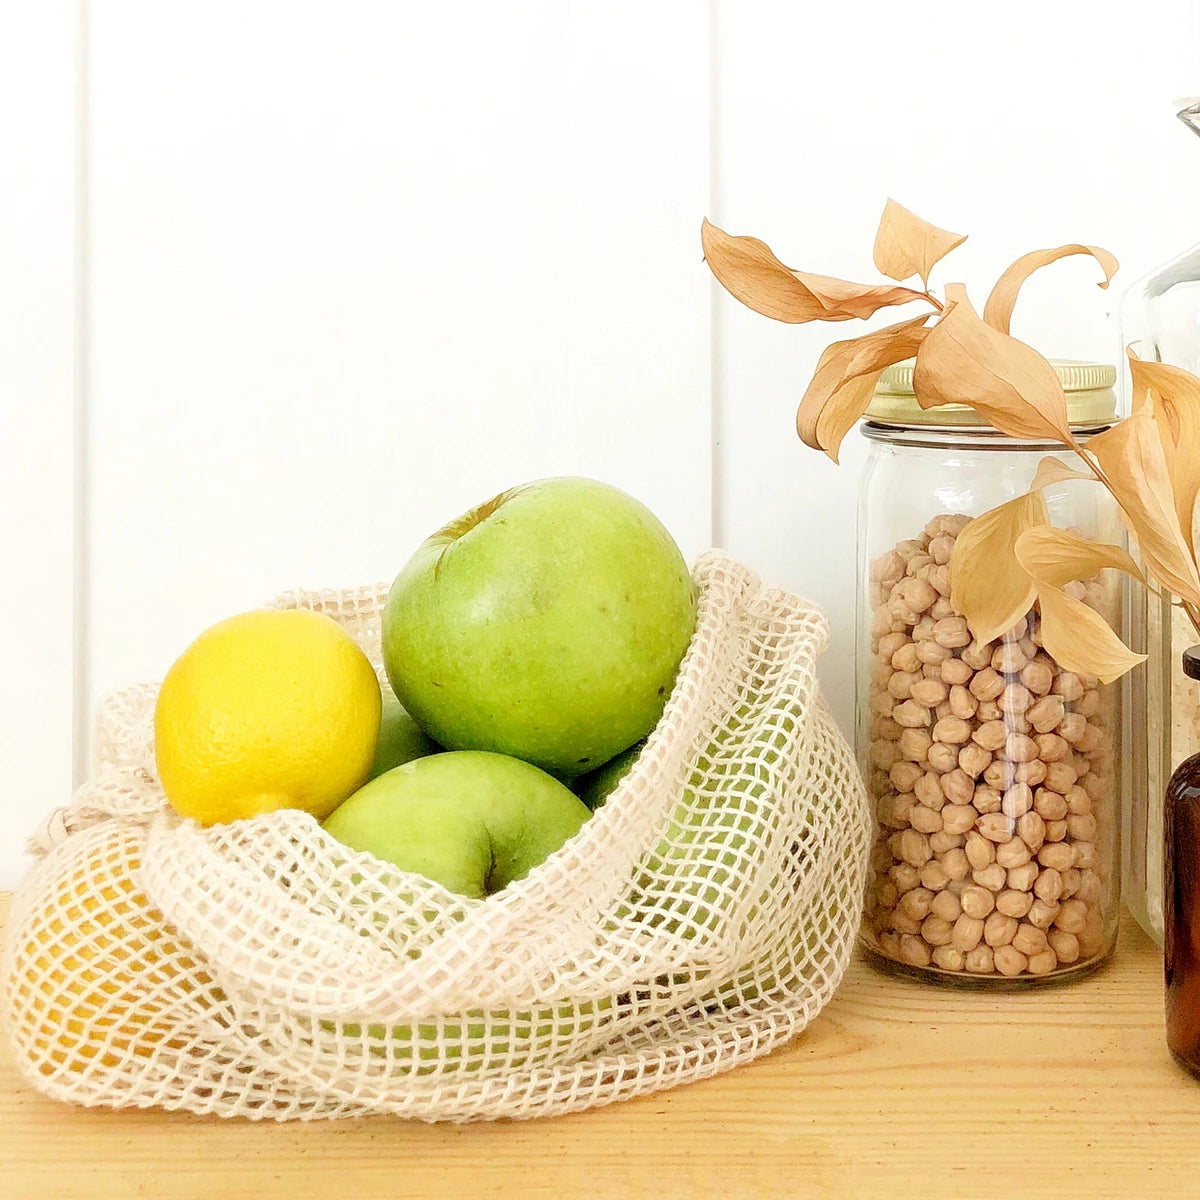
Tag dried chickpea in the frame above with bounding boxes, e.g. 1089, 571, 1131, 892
899, 728, 934, 762
899, 828, 933, 867
940, 657, 973, 686
941, 804, 977, 836
964, 945, 995, 974
926, 742, 960, 773
984, 911, 1018, 947
996, 889, 1033, 918
1026, 898, 1061, 930
909, 806, 943, 834
960, 885, 996, 919
1033, 867, 1063, 903
932, 944, 966, 971
1027, 695, 1066, 733
1005, 734, 1039, 764
898, 935, 932, 967
918, 639, 952, 665
972, 785, 1003, 814
910, 678, 949, 708
1047, 929, 1080, 963
1006, 862, 1039, 892
977, 813, 1015, 843
998, 683, 1033, 716
930, 889, 962, 922
1073, 841, 1097, 870
920, 914, 954, 946
1067, 785, 1095, 815
1011, 923, 1048, 957
996, 837, 1032, 869
983, 760, 1014, 790
993, 944, 1028, 976
969, 667, 1006, 702
964, 832, 995, 870
953, 914, 986, 952
889, 761, 923, 793
930, 831, 965, 855
992, 642, 1027, 674
972, 863, 1007, 892
972, 720, 1008, 752
933, 616, 971, 649
1027, 948, 1058, 975
1013, 759, 1048, 788
958, 742, 992, 780
1001, 783, 1034, 819
940, 769, 975, 806
1054, 899, 1088, 934
1017, 811, 1046, 852
1038, 843, 1074, 872
914, 772, 945, 808
941, 847, 970, 881
1020, 657, 1054, 696
893, 699, 931, 727
961, 640, 993, 670
1044, 818, 1068, 843
933, 715, 972, 745
1036, 733, 1070, 763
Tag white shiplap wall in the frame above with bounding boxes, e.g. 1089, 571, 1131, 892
3, 0, 1199, 885
0, 2, 77, 887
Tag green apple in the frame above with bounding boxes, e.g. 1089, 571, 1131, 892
368, 690, 440, 779
322, 750, 591, 898
381, 477, 696, 778
331, 997, 614, 1074
572, 741, 645, 810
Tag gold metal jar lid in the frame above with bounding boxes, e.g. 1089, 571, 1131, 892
867, 359, 1117, 428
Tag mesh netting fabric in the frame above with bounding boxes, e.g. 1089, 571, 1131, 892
1, 552, 870, 1122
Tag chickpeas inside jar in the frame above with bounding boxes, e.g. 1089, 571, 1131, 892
854, 361, 1126, 986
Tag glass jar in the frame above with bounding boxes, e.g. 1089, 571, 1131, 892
856, 360, 1126, 986
1166, 647, 1200, 1077
1119, 100, 1200, 946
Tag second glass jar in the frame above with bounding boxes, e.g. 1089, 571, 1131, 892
856, 360, 1126, 986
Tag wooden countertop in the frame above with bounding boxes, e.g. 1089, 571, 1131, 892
2, 895, 1197, 1200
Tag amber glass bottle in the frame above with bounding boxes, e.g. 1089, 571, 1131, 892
1165, 647, 1200, 1076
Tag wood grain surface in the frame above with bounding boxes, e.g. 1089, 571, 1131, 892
1, 894, 1196, 1200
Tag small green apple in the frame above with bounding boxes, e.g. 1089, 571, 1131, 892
381, 477, 696, 778
369, 690, 440, 779
332, 996, 614, 1073
322, 750, 591, 898
572, 741, 645, 810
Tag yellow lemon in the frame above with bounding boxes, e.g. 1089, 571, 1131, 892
11, 827, 212, 1075
154, 608, 381, 825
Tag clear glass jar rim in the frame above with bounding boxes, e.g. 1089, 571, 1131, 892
859, 421, 1112, 450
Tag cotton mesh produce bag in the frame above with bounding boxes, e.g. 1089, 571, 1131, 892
1, 551, 871, 1122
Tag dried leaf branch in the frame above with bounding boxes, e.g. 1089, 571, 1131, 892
702, 200, 1200, 682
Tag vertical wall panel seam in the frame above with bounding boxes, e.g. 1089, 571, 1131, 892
72, 0, 90, 786
707, 0, 723, 549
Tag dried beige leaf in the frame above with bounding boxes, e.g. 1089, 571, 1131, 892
1014, 526, 1145, 589
982, 245, 1119, 335
796, 314, 932, 461
1128, 354, 1200, 556
912, 286, 1073, 444
1030, 455, 1093, 491
949, 491, 1048, 645
1087, 412, 1200, 605
701, 219, 927, 324
872, 199, 967, 288
1033, 583, 1147, 685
